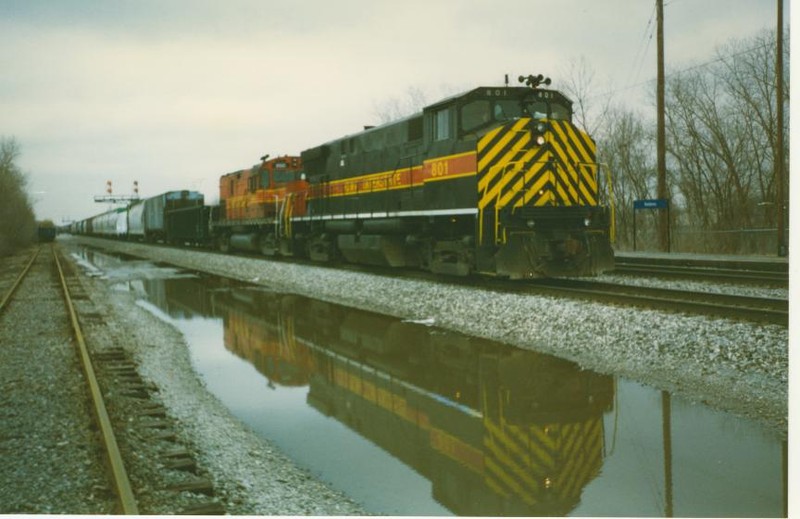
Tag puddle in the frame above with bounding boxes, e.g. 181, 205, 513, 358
75, 246, 787, 516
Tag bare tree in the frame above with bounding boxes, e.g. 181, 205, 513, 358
664, 28, 789, 252
597, 106, 656, 248
714, 28, 790, 228
559, 55, 611, 135
0, 137, 36, 255
372, 86, 429, 124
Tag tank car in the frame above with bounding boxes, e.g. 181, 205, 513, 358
291, 75, 614, 278
90, 207, 128, 238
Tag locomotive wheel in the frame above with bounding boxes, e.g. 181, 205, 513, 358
217, 234, 231, 254
307, 234, 335, 262
260, 234, 278, 256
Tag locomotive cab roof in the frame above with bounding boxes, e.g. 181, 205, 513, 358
300, 83, 577, 179
424, 85, 573, 112
316, 85, 574, 145
421, 85, 575, 128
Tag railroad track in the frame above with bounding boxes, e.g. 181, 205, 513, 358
0, 245, 41, 313
526, 278, 788, 326
0, 245, 225, 514
73, 237, 788, 326
612, 258, 789, 286
338, 259, 789, 326
0, 245, 137, 513
53, 245, 139, 514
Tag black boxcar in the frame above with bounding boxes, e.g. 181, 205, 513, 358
165, 204, 213, 245
37, 221, 56, 242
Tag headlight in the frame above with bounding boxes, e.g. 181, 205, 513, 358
536, 135, 545, 145
584, 217, 592, 227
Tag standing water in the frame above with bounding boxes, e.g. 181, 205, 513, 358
77, 248, 785, 516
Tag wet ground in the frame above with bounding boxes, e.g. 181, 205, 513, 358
75, 247, 787, 517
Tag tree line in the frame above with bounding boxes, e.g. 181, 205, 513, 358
375, 29, 789, 255
593, 28, 789, 253
0, 137, 37, 256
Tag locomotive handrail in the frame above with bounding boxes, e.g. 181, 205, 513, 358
494, 160, 530, 244
597, 162, 616, 244
479, 159, 526, 245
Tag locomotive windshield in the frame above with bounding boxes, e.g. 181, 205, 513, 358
460, 90, 571, 134
522, 99, 570, 121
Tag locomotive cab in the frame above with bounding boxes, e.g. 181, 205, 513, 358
216, 155, 308, 255
450, 86, 573, 140
463, 84, 614, 278
417, 81, 614, 278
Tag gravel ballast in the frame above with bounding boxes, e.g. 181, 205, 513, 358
0, 251, 113, 514
67, 236, 788, 436
1, 236, 788, 514
0, 246, 366, 515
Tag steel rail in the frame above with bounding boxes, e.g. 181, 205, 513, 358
529, 279, 788, 326
74, 236, 788, 325
52, 245, 139, 515
0, 246, 41, 315
612, 263, 788, 285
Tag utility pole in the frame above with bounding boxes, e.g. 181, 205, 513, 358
775, 0, 786, 256
656, 0, 669, 252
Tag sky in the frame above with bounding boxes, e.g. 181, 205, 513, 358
0, 0, 790, 223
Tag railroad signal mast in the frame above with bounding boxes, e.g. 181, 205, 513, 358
93, 180, 141, 205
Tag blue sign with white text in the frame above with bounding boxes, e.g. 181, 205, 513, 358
634, 198, 669, 210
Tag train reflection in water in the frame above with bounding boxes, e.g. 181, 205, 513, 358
129, 275, 613, 516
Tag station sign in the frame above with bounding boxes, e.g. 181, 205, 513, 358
634, 198, 669, 210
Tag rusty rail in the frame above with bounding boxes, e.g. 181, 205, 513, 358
52, 245, 139, 514
0, 247, 40, 315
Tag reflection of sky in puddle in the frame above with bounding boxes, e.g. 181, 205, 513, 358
84, 246, 784, 517
576, 381, 783, 516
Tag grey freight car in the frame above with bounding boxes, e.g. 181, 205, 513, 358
138, 190, 204, 242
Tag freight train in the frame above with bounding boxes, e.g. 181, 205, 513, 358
69, 76, 615, 279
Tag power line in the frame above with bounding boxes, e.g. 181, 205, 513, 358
588, 0, 783, 105
588, 37, 779, 104
625, 1, 657, 90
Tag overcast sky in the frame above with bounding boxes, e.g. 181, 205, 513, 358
0, 0, 789, 222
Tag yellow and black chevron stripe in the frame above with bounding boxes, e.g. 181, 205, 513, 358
482, 416, 604, 508
477, 118, 599, 212
549, 120, 599, 207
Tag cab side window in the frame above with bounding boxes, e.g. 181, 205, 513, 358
433, 108, 451, 141
461, 100, 490, 132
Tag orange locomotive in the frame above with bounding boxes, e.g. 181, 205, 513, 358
215, 155, 308, 255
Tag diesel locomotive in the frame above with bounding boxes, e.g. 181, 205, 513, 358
72, 76, 616, 279
218, 75, 615, 278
